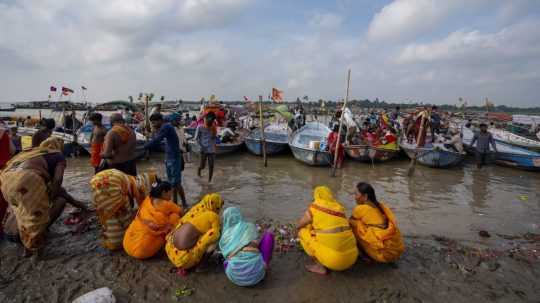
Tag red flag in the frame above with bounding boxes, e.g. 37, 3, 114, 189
50, 86, 57, 92
271, 88, 283, 103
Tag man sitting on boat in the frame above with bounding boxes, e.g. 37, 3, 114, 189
443, 129, 464, 153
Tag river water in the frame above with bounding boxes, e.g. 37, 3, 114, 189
63, 152, 540, 247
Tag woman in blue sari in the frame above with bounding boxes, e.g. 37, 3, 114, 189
219, 207, 274, 287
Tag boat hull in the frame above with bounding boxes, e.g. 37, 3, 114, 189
245, 138, 289, 156
290, 145, 331, 166
401, 145, 464, 168
345, 145, 399, 162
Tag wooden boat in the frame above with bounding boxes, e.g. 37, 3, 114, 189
245, 123, 290, 156
0, 105, 15, 112
17, 126, 78, 156
289, 122, 332, 166
488, 128, 540, 152
462, 126, 540, 171
345, 144, 399, 162
189, 128, 248, 156
400, 139, 465, 168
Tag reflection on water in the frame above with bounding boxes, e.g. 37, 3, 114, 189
64, 153, 540, 245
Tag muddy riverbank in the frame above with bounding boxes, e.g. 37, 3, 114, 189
1, 153, 539, 302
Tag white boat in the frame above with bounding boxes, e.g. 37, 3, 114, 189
489, 128, 540, 151
289, 122, 332, 166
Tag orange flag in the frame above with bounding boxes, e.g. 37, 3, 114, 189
271, 88, 283, 103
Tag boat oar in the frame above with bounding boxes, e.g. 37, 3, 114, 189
258, 96, 267, 167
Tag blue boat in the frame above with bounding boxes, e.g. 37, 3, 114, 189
462, 126, 540, 171
245, 124, 290, 156
400, 140, 465, 168
289, 122, 332, 166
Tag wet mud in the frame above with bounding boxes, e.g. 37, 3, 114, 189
1, 153, 539, 302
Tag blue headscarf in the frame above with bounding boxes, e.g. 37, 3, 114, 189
219, 207, 266, 286
219, 207, 258, 258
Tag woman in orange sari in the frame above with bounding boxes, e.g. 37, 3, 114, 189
123, 181, 182, 259
349, 182, 404, 263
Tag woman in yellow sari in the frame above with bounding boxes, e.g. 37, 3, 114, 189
90, 169, 156, 250
349, 182, 404, 263
123, 181, 182, 259
297, 186, 358, 274
165, 193, 223, 270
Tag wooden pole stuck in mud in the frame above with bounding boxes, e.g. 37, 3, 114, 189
259, 95, 268, 167
331, 69, 351, 177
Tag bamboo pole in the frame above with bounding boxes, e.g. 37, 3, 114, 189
331, 69, 351, 177
259, 95, 267, 167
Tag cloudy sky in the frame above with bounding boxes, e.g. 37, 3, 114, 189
1, 0, 539, 106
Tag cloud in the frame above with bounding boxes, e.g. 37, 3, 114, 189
366, 0, 486, 41
395, 20, 540, 64
308, 12, 344, 30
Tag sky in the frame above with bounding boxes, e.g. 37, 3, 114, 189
1, 0, 540, 107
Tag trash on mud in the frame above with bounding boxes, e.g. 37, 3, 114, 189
72, 287, 116, 303
256, 219, 299, 254
174, 285, 194, 300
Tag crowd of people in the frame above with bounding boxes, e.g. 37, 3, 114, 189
0, 109, 406, 288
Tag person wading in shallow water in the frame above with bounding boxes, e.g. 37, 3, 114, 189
194, 112, 217, 183
144, 113, 187, 207
100, 113, 137, 176
0, 138, 88, 258
470, 123, 497, 169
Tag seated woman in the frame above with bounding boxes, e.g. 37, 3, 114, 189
297, 186, 359, 275
90, 169, 156, 250
123, 181, 183, 259
349, 182, 404, 263
165, 193, 223, 270
219, 207, 274, 286
0, 138, 88, 257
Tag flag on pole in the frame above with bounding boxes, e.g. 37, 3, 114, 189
62, 86, 74, 96
50, 86, 57, 92
81, 86, 87, 90
485, 97, 494, 109
271, 88, 283, 103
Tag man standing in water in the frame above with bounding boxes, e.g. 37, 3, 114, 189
470, 123, 497, 169
89, 113, 107, 174
195, 112, 217, 183
101, 113, 137, 176
144, 113, 187, 207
